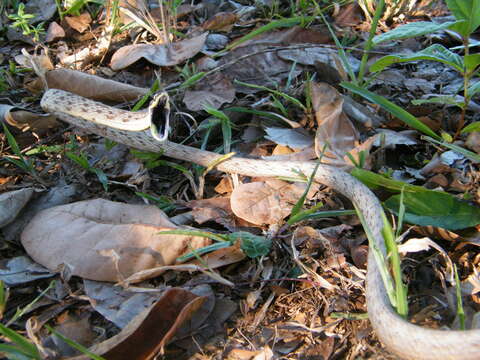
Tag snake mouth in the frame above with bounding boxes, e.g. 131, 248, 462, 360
149, 92, 170, 142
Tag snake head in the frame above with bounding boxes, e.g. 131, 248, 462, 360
149, 92, 170, 142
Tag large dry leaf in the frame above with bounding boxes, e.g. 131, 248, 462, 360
0, 256, 53, 285
3, 183, 79, 242
0, 188, 34, 227
1, 104, 59, 133
278, 47, 360, 73
21, 199, 210, 282
64, 12, 92, 33
264, 127, 314, 150
230, 179, 310, 225
202, 12, 238, 32
312, 82, 359, 163
122, 243, 245, 285
84, 280, 165, 328
218, 27, 330, 92
110, 32, 208, 70
43, 69, 148, 102
71, 288, 206, 360
183, 72, 235, 111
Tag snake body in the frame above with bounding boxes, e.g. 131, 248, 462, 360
41, 89, 480, 359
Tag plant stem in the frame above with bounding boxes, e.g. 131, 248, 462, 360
357, 0, 385, 86
456, 36, 470, 138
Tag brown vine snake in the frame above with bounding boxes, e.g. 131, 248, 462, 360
41, 88, 480, 359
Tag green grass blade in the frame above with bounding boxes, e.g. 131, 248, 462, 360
289, 163, 320, 220
157, 229, 228, 243
234, 80, 306, 110
0, 323, 40, 359
45, 325, 104, 360
341, 82, 441, 140
423, 136, 480, 162
215, 16, 315, 56
381, 212, 408, 318
355, 205, 397, 308
453, 264, 465, 330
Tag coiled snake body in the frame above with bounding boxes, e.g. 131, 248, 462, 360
41, 89, 480, 359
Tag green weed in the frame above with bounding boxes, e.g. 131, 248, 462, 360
7, 3, 45, 41
2, 124, 37, 177
66, 151, 109, 191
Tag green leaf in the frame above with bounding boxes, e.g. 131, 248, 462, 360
91, 168, 109, 192
3, 123, 22, 156
0, 344, 34, 360
381, 212, 408, 318
66, 152, 90, 170
385, 191, 480, 230
370, 44, 464, 73
216, 16, 315, 55
351, 168, 433, 193
411, 95, 465, 109
180, 71, 206, 89
461, 121, 480, 133
341, 82, 441, 140
289, 163, 320, 220
446, 0, 480, 37
234, 80, 306, 110
422, 136, 480, 162
229, 232, 271, 258
468, 81, 480, 97
372, 21, 458, 45
465, 54, 480, 73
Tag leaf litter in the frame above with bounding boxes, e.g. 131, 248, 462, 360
1, 0, 480, 359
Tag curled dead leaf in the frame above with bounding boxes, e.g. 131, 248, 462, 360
230, 179, 312, 225
71, 288, 206, 360
311, 82, 359, 164
21, 199, 211, 282
0, 188, 34, 228
183, 72, 235, 111
202, 12, 238, 32
110, 33, 208, 70
1, 104, 59, 133
41, 69, 148, 102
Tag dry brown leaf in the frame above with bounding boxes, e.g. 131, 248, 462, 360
311, 82, 359, 164
64, 12, 92, 33
183, 72, 235, 111
189, 242, 246, 268
219, 27, 330, 92
0, 188, 34, 228
214, 176, 233, 194
230, 179, 308, 225
202, 12, 238, 32
42, 69, 149, 102
228, 346, 274, 360
187, 197, 260, 229
21, 199, 211, 282
48, 313, 96, 357
1, 104, 59, 132
334, 2, 364, 26
71, 288, 206, 360
110, 32, 208, 71
84, 279, 165, 328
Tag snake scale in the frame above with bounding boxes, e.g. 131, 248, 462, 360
41, 88, 480, 359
